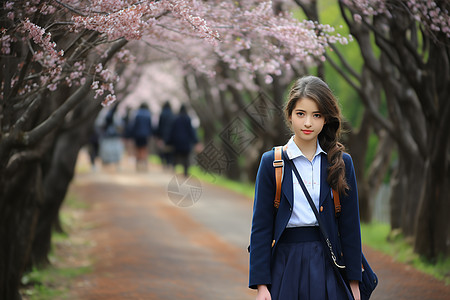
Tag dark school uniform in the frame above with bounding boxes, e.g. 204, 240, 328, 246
249, 139, 362, 299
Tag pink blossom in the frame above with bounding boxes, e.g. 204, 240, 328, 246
95, 64, 103, 73
40, 3, 57, 15
73, 3, 148, 40
91, 81, 99, 90
33, 51, 43, 61
22, 19, 65, 68
1, 34, 12, 55
102, 94, 117, 106
354, 14, 362, 23
10, 76, 18, 88
70, 71, 81, 80
344, 0, 450, 38
94, 89, 104, 98
116, 49, 134, 62
5, 1, 14, 10
47, 83, 58, 91
264, 75, 273, 84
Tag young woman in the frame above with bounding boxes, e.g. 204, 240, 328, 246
249, 76, 362, 300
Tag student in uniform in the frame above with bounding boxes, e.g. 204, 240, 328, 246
249, 76, 362, 300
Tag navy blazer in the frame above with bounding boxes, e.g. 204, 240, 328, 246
249, 149, 362, 289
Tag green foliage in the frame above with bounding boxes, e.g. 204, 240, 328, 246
21, 265, 91, 300
64, 194, 89, 210
361, 223, 450, 285
150, 154, 255, 196
319, 1, 365, 128
189, 165, 255, 198
291, 6, 307, 21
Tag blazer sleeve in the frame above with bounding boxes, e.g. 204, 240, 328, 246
249, 151, 276, 289
339, 153, 363, 282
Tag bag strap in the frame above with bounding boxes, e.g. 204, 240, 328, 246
285, 153, 346, 269
332, 188, 341, 217
272, 146, 286, 209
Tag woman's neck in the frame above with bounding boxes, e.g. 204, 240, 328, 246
293, 136, 317, 161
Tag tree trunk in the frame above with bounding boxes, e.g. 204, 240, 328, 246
414, 123, 450, 258
30, 102, 101, 267
0, 162, 42, 300
389, 153, 425, 237
345, 110, 372, 222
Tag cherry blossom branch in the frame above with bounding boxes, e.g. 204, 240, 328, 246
23, 38, 127, 146
44, 22, 76, 31
54, 0, 87, 17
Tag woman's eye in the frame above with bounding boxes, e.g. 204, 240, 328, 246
297, 112, 304, 117
313, 114, 322, 118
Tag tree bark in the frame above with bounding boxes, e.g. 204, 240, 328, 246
0, 162, 42, 300
29, 97, 102, 267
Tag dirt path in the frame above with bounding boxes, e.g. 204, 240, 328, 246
67, 152, 450, 299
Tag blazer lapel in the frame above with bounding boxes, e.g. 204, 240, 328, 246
281, 159, 294, 208
319, 153, 331, 206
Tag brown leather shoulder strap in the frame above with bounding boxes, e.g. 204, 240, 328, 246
273, 146, 284, 209
332, 188, 341, 217
273, 145, 288, 209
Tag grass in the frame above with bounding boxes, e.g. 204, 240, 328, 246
20, 194, 93, 299
189, 165, 255, 198
150, 155, 255, 199
361, 222, 450, 285
21, 265, 91, 300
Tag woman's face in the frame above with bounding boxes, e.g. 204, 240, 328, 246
289, 97, 325, 145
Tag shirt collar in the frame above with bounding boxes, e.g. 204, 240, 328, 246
285, 135, 326, 160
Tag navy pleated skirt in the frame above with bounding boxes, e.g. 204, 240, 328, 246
270, 227, 352, 300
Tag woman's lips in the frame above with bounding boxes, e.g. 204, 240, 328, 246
302, 130, 313, 135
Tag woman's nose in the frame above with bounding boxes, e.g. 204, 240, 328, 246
304, 117, 312, 127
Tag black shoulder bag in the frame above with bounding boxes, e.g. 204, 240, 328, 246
286, 155, 378, 300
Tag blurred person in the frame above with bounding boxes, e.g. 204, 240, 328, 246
156, 101, 175, 169
132, 102, 153, 172
121, 105, 135, 161
87, 128, 100, 171
167, 104, 198, 177
97, 102, 124, 170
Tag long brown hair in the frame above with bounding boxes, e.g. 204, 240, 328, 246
284, 76, 349, 194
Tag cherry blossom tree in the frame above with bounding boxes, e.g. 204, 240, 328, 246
0, 1, 352, 298
294, 0, 449, 259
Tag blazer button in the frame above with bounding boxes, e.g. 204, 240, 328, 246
272, 240, 276, 248
320, 206, 324, 212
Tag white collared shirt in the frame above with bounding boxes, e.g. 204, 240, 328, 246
285, 136, 326, 227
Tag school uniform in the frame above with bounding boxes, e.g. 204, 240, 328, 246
249, 137, 362, 299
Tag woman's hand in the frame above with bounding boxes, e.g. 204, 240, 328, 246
349, 280, 360, 300
256, 285, 271, 300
